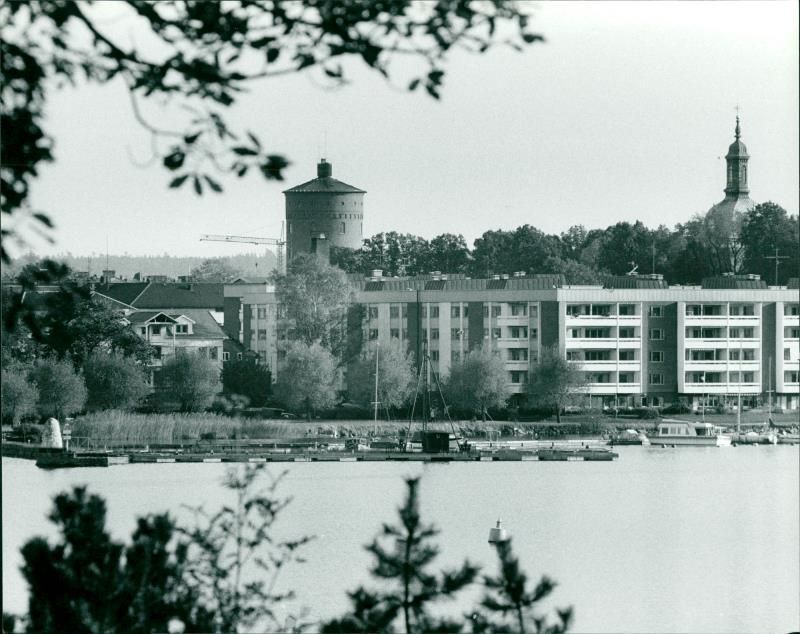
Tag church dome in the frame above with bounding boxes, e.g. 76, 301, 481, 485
726, 138, 749, 159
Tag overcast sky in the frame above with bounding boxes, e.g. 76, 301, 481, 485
15, 1, 800, 259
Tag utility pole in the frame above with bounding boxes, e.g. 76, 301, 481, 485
764, 247, 788, 286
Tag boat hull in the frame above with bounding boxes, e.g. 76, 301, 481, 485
650, 435, 731, 447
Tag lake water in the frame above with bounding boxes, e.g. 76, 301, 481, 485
3, 446, 799, 633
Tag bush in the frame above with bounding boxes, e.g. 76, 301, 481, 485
638, 407, 660, 419
1, 365, 38, 425
29, 358, 87, 419
5, 423, 43, 444
83, 352, 150, 411
662, 403, 691, 415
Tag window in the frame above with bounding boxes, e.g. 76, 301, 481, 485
430, 306, 439, 318
509, 349, 528, 361
483, 328, 489, 339
785, 304, 800, 316
591, 305, 611, 316
650, 351, 664, 363
451, 328, 464, 340
566, 351, 581, 361
492, 328, 501, 339
618, 372, 634, 384
786, 348, 792, 361
530, 328, 538, 340
730, 327, 755, 339
422, 329, 427, 340
340, 221, 346, 234
619, 350, 636, 361
198, 347, 208, 358
140, 326, 146, 335
569, 328, 581, 338
176, 324, 189, 334
390, 306, 400, 319
649, 328, 664, 341
153, 346, 162, 359
649, 373, 664, 385
510, 303, 527, 316
257, 307, 267, 319
785, 327, 800, 338
451, 350, 461, 363
529, 305, 538, 318
368, 306, 378, 320
402, 305, 408, 318
421, 306, 427, 318
618, 327, 636, 339
648, 305, 663, 318
210, 347, 219, 360
585, 350, 611, 361
451, 305, 460, 318
369, 329, 378, 340
510, 326, 528, 338
483, 305, 489, 318
730, 304, 754, 316
618, 304, 636, 316
390, 328, 400, 339
151, 325, 162, 336
258, 329, 267, 340
431, 328, 439, 340
786, 371, 799, 383
223, 351, 230, 361
430, 350, 439, 361
511, 371, 528, 384
492, 305, 501, 318
402, 329, 408, 339
237, 352, 243, 361
587, 328, 612, 338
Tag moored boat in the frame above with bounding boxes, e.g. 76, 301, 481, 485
650, 420, 731, 447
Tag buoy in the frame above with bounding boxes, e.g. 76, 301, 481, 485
488, 519, 509, 544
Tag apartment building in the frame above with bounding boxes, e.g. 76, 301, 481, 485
223, 272, 799, 410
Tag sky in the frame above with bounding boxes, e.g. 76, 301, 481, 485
12, 1, 800, 259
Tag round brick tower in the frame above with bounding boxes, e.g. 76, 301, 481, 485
283, 159, 365, 262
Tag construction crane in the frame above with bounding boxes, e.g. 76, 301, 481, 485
200, 222, 286, 274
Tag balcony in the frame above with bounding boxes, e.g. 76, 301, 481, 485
684, 316, 728, 328
683, 382, 760, 393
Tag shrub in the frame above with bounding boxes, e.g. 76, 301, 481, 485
1, 365, 38, 425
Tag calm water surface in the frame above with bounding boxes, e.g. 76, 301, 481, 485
3, 446, 799, 633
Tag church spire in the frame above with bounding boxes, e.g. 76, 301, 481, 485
724, 113, 749, 197
734, 114, 741, 140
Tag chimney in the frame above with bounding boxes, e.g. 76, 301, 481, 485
317, 159, 332, 178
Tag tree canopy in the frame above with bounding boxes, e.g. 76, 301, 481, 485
527, 346, 586, 423
445, 346, 509, 421
273, 340, 338, 419
347, 339, 416, 414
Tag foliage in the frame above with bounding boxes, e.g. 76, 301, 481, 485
20, 487, 211, 634
1, 364, 38, 425
272, 254, 352, 350
445, 347, 509, 421
158, 353, 221, 412
471, 225, 561, 278
29, 358, 87, 419
82, 352, 150, 411
189, 258, 245, 282
221, 357, 272, 406
1, 0, 541, 259
180, 464, 313, 633
739, 202, 799, 284
321, 477, 480, 633
527, 346, 586, 424
474, 540, 572, 634
273, 340, 338, 419
347, 339, 416, 413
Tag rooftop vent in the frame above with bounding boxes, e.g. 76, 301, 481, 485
492, 274, 501, 280
371, 269, 383, 279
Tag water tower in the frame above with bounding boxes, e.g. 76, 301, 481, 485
283, 159, 365, 262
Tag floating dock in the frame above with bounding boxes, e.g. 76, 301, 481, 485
28, 447, 619, 469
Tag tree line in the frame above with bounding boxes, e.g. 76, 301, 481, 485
331, 202, 799, 285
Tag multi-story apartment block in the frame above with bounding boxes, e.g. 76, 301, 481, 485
223, 272, 799, 410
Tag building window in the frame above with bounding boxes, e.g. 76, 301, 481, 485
785, 304, 800, 316
152, 325, 162, 336
140, 327, 146, 335
618, 350, 635, 361
648, 305, 663, 318
618, 372, 634, 384
492, 305, 501, 318
511, 371, 528, 384
510, 326, 528, 339
390, 306, 400, 319
369, 329, 379, 340
785, 348, 792, 361
509, 349, 528, 361
451, 328, 464, 340
340, 221, 346, 234
176, 324, 189, 334
368, 306, 378, 320
421, 306, 427, 318
588, 328, 613, 338
430, 306, 439, 318
566, 351, 581, 361
650, 351, 664, 363
257, 307, 267, 319
618, 304, 636, 316
237, 352, 243, 360
483, 305, 489, 318
390, 328, 400, 339
649, 328, 664, 341
402, 329, 408, 339
463, 306, 469, 318
586, 350, 611, 361
451, 350, 461, 363
649, 373, 664, 385
258, 329, 267, 340
569, 328, 581, 338
431, 328, 439, 340
430, 350, 439, 361
785, 327, 800, 338
223, 351, 230, 361
483, 328, 489, 339
210, 347, 219, 360
530, 328, 538, 340
451, 306, 460, 318
510, 303, 527, 316
422, 329, 427, 340
492, 328, 501, 339
786, 371, 799, 383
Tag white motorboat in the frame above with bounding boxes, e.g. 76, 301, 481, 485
650, 420, 732, 447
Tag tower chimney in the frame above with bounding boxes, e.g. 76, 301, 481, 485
317, 159, 332, 178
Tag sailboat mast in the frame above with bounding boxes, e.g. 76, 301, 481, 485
373, 342, 380, 427
737, 338, 742, 434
